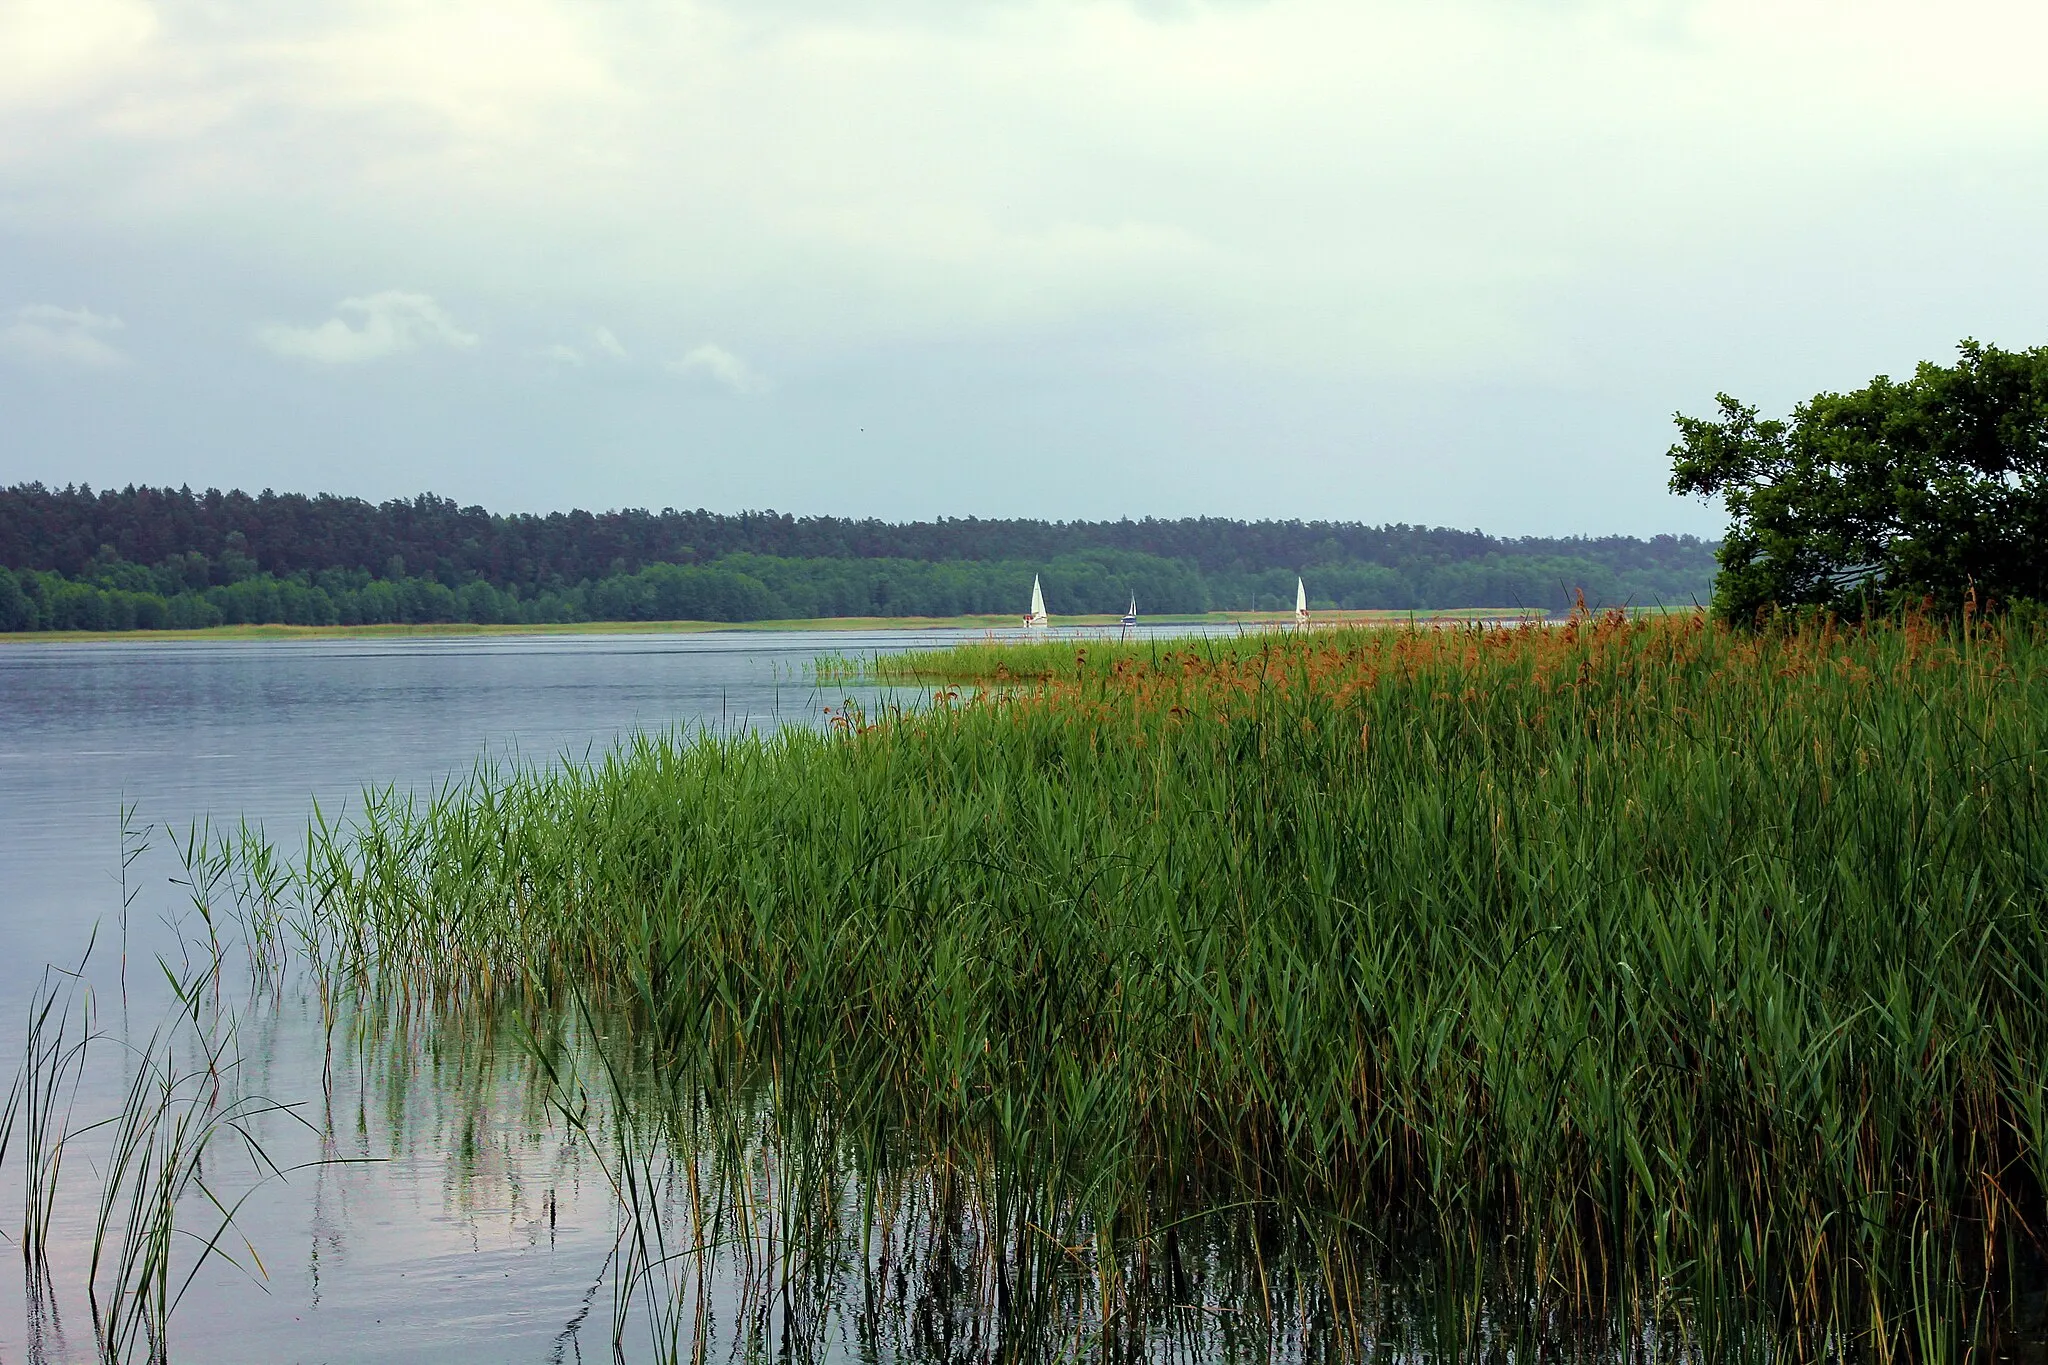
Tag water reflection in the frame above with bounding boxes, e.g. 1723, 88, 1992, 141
17, 881, 2048, 1362
9, 629, 2045, 1362
171, 978, 1576, 1364
0, 627, 1298, 1364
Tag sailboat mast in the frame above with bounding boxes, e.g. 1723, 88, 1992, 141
1026, 574, 1049, 628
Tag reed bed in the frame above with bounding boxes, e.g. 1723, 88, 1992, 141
276, 609, 2048, 1357
283, 982, 1511, 1363
4, 955, 313, 1363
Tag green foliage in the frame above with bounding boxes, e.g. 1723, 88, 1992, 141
1670, 338, 2048, 621
262, 614, 2048, 1352
0, 481, 1719, 631
0, 483, 1717, 586
8, 954, 309, 1364
0, 569, 34, 630
0, 546, 1716, 633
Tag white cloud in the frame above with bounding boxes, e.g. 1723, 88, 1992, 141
667, 343, 768, 395
537, 326, 628, 367
258, 291, 478, 365
13, 0, 2048, 379
0, 304, 127, 368
0, 0, 156, 110
2, 0, 2045, 530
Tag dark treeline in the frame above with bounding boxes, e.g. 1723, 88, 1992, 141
0, 483, 1717, 630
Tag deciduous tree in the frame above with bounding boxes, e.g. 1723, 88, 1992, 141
1670, 340, 2048, 620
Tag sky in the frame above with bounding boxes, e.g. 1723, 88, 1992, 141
1, 0, 2044, 536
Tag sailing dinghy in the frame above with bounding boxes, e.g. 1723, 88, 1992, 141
1295, 577, 1310, 629
1023, 575, 1050, 628
1121, 594, 1138, 628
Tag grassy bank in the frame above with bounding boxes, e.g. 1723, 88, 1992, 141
267, 609, 2048, 1354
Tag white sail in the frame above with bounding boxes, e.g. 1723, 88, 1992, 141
1025, 574, 1049, 628
1121, 593, 1138, 628
1295, 577, 1309, 628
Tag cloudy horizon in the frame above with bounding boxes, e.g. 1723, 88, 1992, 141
3, 0, 2043, 534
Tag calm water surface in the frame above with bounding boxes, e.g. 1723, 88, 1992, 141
0, 626, 1231, 1365
9, 625, 2008, 1363
1, 632, 943, 984
0, 630, 946, 1363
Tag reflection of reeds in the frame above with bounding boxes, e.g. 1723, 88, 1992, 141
85, 1006, 300, 1362
7, 945, 317, 1363
11, 964, 91, 1338
243, 609, 2048, 1357
460, 986, 1426, 1362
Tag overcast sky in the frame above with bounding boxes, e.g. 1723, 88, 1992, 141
2, 0, 2043, 535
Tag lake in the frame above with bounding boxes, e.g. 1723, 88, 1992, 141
0, 626, 1255, 1365
7, 623, 2040, 1363
0, 630, 973, 1364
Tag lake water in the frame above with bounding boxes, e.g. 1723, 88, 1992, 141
0, 626, 1252, 1365
0, 631, 949, 991
8, 625, 2033, 1363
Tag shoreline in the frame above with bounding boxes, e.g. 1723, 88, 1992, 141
0, 607, 1548, 645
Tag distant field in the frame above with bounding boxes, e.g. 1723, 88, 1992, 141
0, 606, 1547, 644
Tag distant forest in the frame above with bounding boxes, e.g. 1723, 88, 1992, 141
0, 483, 1717, 631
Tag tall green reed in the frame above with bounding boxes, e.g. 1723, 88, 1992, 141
82, 989, 306, 1364
6, 859, 325, 1362
249, 609, 2048, 1358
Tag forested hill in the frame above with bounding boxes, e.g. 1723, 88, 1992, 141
0, 482, 1717, 631
0, 483, 1705, 584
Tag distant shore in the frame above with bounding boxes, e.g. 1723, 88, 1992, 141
0, 606, 1548, 645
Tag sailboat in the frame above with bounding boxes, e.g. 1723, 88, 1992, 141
1023, 574, 1049, 628
1121, 593, 1138, 628
1295, 577, 1310, 629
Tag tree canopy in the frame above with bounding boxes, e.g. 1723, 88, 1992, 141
0, 483, 1709, 589
0, 483, 1717, 630
1670, 339, 2048, 621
